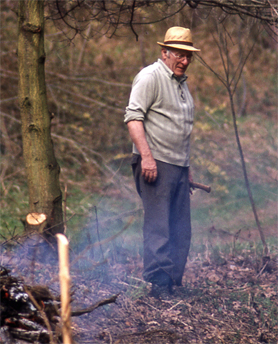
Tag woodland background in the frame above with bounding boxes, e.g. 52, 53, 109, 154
0, 1, 277, 343
1, 1, 277, 253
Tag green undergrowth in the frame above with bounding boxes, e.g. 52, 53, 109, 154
0, 164, 277, 259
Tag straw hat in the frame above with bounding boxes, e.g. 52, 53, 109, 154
157, 26, 200, 52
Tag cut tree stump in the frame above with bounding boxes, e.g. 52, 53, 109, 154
26, 212, 47, 232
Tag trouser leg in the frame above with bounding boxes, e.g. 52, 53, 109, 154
169, 167, 191, 285
132, 156, 191, 286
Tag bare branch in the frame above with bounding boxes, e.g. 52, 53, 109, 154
71, 293, 119, 316
45, 0, 278, 41
130, 0, 139, 41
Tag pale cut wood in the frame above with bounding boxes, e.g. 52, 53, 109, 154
26, 212, 47, 232
26, 212, 47, 225
56, 234, 72, 344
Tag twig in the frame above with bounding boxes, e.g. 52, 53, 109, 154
71, 294, 119, 316
49, 85, 123, 113
128, 276, 151, 285
138, 300, 161, 312
116, 328, 177, 340
104, 329, 113, 344
46, 71, 131, 87
256, 261, 269, 278
168, 300, 183, 311
117, 281, 141, 289
0, 111, 21, 123
95, 206, 104, 262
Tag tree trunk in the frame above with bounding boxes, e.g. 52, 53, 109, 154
18, 0, 64, 236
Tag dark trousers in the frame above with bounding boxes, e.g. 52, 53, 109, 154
132, 155, 191, 286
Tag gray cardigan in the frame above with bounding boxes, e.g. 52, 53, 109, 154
124, 59, 194, 167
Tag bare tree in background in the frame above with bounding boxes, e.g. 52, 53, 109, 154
196, 13, 271, 255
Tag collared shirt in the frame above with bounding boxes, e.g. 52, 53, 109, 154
124, 59, 194, 167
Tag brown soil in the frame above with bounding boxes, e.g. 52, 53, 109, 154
2, 242, 277, 344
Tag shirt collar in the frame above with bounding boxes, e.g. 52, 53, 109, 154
158, 59, 188, 83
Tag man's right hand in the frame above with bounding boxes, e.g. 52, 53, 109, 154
126, 120, 157, 182
141, 156, 157, 183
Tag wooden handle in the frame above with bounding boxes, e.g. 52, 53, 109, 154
190, 182, 211, 193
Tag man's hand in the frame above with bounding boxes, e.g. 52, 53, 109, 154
141, 156, 157, 183
127, 120, 158, 183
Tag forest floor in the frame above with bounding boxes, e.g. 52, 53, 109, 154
1, 229, 277, 344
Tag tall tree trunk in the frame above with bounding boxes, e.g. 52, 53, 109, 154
18, 0, 64, 237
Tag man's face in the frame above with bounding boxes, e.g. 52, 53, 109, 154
161, 48, 193, 77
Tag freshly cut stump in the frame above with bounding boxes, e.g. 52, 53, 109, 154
26, 212, 47, 232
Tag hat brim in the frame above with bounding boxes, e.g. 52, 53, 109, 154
157, 42, 200, 52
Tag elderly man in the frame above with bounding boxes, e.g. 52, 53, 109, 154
124, 27, 200, 298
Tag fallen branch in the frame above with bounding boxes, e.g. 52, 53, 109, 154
71, 293, 119, 316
